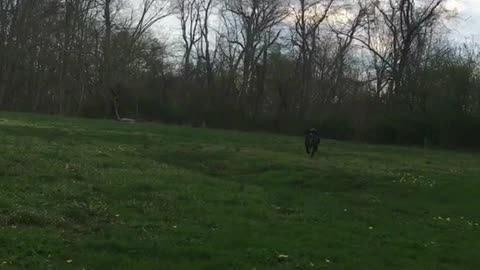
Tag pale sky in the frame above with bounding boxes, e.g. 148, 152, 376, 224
445, 0, 480, 40
151, 0, 480, 46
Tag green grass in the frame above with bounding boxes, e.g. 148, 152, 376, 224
0, 112, 479, 270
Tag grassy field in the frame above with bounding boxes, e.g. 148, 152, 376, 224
0, 112, 479, 270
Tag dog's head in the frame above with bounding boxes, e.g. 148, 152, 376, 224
305, 128, 320, 145
305, 128, 318, 135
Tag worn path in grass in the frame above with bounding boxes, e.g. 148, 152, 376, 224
0, 112, 479, 269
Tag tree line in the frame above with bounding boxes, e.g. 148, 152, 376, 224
1, 0, 479, 148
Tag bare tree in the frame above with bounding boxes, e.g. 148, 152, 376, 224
102, 0, 173, 119
356, 0, 445, 107
223, 0, 288, 102
177, 0, 201, 79
289, 0, 335, 116
326, 1, 369, 104
197, 0, 215, 87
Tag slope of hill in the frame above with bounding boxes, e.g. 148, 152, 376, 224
0, 113, 479, 269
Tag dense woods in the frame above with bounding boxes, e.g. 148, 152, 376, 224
1, 0, 479, 147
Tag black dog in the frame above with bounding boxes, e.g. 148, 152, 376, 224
304, 128, 320, 157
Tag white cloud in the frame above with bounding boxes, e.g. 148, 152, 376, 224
444, 0, 465, 13
451, 0, 480, 39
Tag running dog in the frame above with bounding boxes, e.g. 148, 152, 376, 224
304, 128, 320, 157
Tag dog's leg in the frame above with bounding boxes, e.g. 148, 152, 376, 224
310, 143, 319, 158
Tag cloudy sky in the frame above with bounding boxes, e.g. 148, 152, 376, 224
153, 0, 480, 44
446, 0, 480, 40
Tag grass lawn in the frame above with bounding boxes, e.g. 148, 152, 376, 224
0, 112, 479, 269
